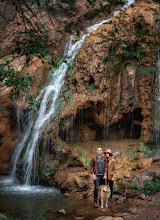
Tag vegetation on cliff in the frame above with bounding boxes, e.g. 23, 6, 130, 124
0, 0, 129, 104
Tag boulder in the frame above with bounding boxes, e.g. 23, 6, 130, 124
60, 172, 93, 195
114, 177, 132, 194
0, 213, 7, 219
136, 158, 153, 169
154, 169, 160, 179
132, 168, 160, 187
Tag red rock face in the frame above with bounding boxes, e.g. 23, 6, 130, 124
0, 88, 16, 173
0, 0, 158, 173
59, 0, 157, 144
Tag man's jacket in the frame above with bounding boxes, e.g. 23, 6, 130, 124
106, 157, 116, 181
90, 155, 106, 176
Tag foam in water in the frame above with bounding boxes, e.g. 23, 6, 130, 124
0, 177, 60, 195
10, 0, 135, 186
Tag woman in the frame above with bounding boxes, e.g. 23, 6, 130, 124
104, 149, 116, 201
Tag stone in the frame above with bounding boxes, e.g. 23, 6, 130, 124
136, 158, 153, 169
54, 170, 93, 196
132, 168, 160, 187
139, 194, 146, 200
61, 172, 92, 192
0, 213, 7, 219
114, 177, 132, 194
154, 169, 160, 179
130, 209, 137, 214
58, 209, 67, 215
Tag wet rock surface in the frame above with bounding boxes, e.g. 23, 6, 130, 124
0, 88, 17, 173
59, 0, 157, 144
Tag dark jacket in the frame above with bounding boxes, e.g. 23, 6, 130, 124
90, 155, 106, 176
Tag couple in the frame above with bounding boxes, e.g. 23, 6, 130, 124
90, 147, 116, 207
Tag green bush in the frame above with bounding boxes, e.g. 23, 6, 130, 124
137, 142, 147, 153
139, 178, 160, 195
86, 84, 97, 91
40, 162, 56, 178
57, 144, 64, 152
128, 182, 138, 190
147, 145, 158, 150
79, 156, 90, 168
75, 145, 89, 168
75, 145, 87, 156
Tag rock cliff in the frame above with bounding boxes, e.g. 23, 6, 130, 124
59, 0, 157, 144
0, 0, 159, 200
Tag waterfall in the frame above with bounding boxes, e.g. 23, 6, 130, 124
11, 0, 135, 186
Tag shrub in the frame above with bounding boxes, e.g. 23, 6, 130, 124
79, 156, 90, 168
139, 178, 160, 195
137, 142, 147, 153
128, 182, 138, 190
147, 145, 158, 150
86, 85, 97, 91
40, 162, 56, 178
75, 145, 87, 156
75, 145, 89, 168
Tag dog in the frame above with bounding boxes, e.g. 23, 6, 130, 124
97, 185, 111, 208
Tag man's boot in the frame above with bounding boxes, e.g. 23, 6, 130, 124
94, 200, 99, 208
108, 197, 112, 203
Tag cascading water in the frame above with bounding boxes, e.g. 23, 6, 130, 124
10, 0, 135, 186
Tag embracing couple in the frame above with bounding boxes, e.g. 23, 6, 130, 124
90, 147, 116, 208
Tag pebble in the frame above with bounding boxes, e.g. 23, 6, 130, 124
58, 209, 67, 215
139, 194, 146, 200
131, 209, 137, 214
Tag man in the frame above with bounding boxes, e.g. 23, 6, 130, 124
90, 147, 107, 207
104, 149, 116, 201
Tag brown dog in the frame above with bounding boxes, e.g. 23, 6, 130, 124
97, 185, 111, 208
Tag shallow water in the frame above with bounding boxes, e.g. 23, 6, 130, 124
0, 176, 94, 220
0, 176, 131, 220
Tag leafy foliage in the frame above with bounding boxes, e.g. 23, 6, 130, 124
12, 29, 49, 58
75, 145, 87, 156
99, 14, 158, 79
137, 142, 147, 153
128, 182, 138, 190
86, 0, 126, 20
75, 145, 90, 168
79, 156, 90, 168
139, 178, 160, 195
86, 84, 97, 91
40, 161, 56, 178
0, 55, 33, 100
